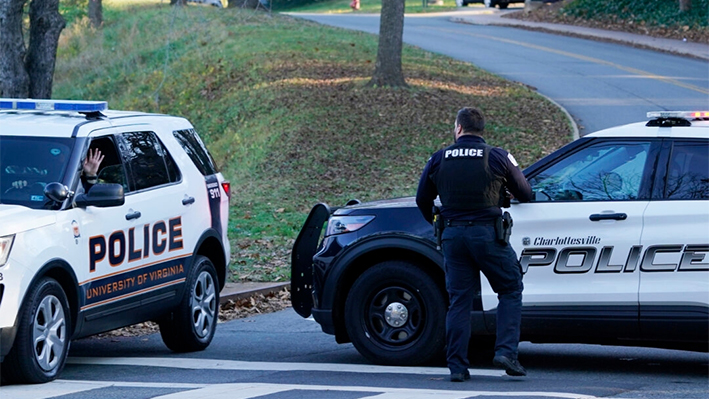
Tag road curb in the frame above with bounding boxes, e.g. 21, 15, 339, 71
220, 282, 291, 304
537, 91, 580, 140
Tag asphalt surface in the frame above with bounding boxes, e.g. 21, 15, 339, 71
57, 310, 709, 399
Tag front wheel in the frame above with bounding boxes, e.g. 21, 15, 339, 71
159, 255, 219, 352
2, 277, 71, 384
344, 261, 446, 365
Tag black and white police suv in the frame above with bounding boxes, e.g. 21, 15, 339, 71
0, 99, 230, 384
292, 111, 709, 366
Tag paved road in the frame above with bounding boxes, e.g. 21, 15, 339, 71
7, 309, 707, 399
292, 9, 709, 135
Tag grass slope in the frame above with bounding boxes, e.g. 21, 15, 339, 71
54, 0, 572, 282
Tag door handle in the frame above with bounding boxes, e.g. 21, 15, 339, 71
182, 196, 195, 205
125, 211, 141, 220
589, 213, 627, 221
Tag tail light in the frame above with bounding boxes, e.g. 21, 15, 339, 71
221, 181, 230, 198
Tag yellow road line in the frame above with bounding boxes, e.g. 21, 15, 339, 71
437, 28, 709, 95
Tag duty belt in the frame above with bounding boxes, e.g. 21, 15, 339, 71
445, 219, 495, 227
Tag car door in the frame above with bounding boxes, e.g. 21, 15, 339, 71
639, 138, 709, 344
487, 139, 661, 338
77, 130, 189, 334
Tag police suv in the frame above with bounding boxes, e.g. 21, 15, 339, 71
0, 99, 230, 384
292, 111, 709, 366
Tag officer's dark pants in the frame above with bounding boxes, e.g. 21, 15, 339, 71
441, 224, 524, 375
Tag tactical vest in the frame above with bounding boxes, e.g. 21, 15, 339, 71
430, 141, 502, 211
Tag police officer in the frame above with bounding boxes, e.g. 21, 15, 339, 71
416, 107, 532, 381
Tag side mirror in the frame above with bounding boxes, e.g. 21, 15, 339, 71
74, 183, 125, 208
44, 182, 71, 203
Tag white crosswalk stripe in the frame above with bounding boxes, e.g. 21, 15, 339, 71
1, 357, 631, 399
5, 380, 607, 399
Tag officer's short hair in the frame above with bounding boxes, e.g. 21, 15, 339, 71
456, 107, 485, 134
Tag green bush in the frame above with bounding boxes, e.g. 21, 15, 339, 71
563, 0, 708, 28
59, 0, 88, 24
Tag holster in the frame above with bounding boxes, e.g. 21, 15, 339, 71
495, 211, 513, 245
432, 206, 444, 250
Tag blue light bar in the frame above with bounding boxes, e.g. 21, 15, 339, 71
0, 98, 108, 113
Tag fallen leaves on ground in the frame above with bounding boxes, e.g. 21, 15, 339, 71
505, 1, 709, 44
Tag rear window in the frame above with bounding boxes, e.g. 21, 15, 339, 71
666, 141, 709, 200
173, 129, 218, 176
118, 131, 181, 192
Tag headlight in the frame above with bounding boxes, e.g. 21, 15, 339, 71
325, 215, 375, 236
0, 235, 15, 267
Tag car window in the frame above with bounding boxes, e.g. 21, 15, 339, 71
173, 129, 218, 176
0, 136, 73, 209
666, 141, 709, 200
117, 131, 181, 192
89, 136, 128, 191
530, 141, 652, 202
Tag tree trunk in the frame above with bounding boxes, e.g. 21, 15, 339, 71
171, 0, 188, 5
26, 0, 66, 99
88, 0, 102, 28
679, 0, 691, 12
367, 0, 407, 88
0, 0, 30, 98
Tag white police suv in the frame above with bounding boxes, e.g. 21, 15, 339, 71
0, 99, 230, 384
292, 111, 709, 366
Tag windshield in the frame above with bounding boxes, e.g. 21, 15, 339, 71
0, 136, 74, 209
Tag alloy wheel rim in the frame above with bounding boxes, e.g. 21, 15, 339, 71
191, 271, 216, 338
33, 295, 66, 372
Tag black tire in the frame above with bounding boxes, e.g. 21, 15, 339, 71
159, 255, 219, 352
498, 2, 509, 9
344, 261, 446, 366
2, 277, 71, 384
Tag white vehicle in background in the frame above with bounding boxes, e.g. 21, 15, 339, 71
0, 99, 230, 384
189, 0, 224, 7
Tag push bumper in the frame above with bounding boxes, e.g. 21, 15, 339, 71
311, 308, 336, 335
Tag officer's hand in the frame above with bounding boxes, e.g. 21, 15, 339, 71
11, 180, 27, 189
83, 148, 104, 177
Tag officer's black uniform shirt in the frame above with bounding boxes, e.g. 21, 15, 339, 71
416, 135, 532, 224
